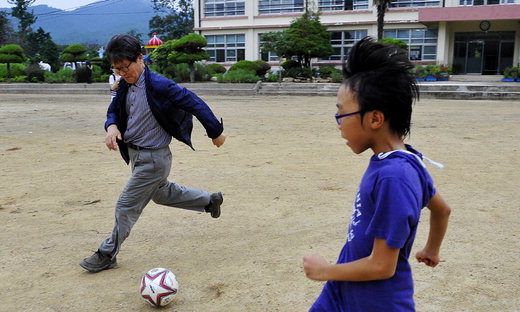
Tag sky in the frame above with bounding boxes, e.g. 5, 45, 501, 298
0, 0, 101, 11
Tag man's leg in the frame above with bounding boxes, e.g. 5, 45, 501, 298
80, 148, 166, 272
151, 147, 211, 210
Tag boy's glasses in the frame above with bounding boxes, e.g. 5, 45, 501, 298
335, 111, 362, 125
111, 62, 134, 73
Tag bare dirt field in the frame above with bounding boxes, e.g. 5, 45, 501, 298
1, 92, 519, 312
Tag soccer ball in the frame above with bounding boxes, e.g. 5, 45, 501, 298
140, 268, 179, 307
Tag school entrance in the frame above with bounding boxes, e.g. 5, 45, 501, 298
453, 31, 515, 75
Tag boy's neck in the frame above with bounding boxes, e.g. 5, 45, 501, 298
370, 136, 406, 155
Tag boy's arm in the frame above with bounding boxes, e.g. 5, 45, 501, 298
415, 192, 451, 267
303, 238, 399, 281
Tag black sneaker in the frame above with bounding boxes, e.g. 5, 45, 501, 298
207, 192, 223, 218
79, 250, 117, 273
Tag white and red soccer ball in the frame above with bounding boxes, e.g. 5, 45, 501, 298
140, 268, 179, 307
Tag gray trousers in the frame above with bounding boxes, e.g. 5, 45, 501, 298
98, 146, 210, 259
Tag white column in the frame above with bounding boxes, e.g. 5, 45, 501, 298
436, 21, 449, 65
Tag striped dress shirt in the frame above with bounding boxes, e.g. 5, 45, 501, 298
123, 71, 171, 149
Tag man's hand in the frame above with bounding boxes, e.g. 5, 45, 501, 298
105, 124, 122, 151
212, 134, 226, 148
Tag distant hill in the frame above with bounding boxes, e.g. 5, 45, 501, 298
0, 0, 157, 45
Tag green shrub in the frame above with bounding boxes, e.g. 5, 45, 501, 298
162, 63, 209, 82
424, 64, 440, 77
281, 60, 299, 71
44, 67, 74, 83
75, 66, 90, 83
330, 70, 342, 83
163, 63, 189, 81
217, 69, 260, 83
254, 60, 271, 77
24, 63, 45, 82
503, 67, 519, 79
412, 65, 427, 79
266, 73, 279, 82
194, 62, 209, 81
318, 66, 339, 79
205, 63, 226, 76
10, 75, 28, 82
98, 73, 110, 83
229, 60, 258, 72
285, 66, 313, 79
0, 63, 25, 78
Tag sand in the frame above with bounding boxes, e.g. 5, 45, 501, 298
1, 92, 519, 311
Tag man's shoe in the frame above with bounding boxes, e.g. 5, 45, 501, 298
207, 192, 223, 218
79, 250, 117, 273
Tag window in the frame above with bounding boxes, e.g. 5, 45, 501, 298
389, 0, 440, 7
258, 0, 304, 14
459, 0, 514, 5
204, 0, 245, 17
321, 30, 368, 61
205, 34, 246, 62
384, 28, 438, 60
259, 34, 282, 62
319, 0, 369, 11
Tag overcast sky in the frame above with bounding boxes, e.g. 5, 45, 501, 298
0, 0, 101, 11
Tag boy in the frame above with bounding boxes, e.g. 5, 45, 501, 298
303, 37, 451, 311
80, 34, 226, 273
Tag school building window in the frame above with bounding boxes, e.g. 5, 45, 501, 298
318, 0, 369, 11
259, 34, 282, 62
258, 0, 305, 14
389, 0, 440, 7
204, 0, 245, 17
384, 28, 438, 60
321, 30, 368, 61
205, 34, 246, 62
459, 0, 515, 4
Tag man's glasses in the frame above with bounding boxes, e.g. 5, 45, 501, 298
335, 111, 362, 125
111, 62, 134, 73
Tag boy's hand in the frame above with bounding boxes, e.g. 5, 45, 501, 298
212, 134, 226, 147
415, 248, 440, 267
303, 253, 330, 281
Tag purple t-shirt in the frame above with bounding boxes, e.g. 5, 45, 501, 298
310, 145, 436, 312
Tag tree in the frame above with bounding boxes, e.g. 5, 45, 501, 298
0, 44, 26, 78
149, 39, 177, 72
149, 0, 193, 41
0, 11, 13, 45
40, 39, 60, 72
25, 27, 51, 58
168, 33, 209, 83
60, 44, 88, 69
8, 0, 37, 46
260, 12, 333, 68
373, 0, 393, 40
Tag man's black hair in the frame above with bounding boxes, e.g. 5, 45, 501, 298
342, 36, 418, 138
105, 34, 142, 64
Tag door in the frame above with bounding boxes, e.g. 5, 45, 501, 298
466, 40, 484, 74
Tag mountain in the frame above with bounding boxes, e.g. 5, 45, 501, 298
1, 0, 157, 45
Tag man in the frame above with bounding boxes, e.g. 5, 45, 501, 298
80, 34, 226, 273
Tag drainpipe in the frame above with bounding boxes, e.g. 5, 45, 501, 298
197, 0, 201, 34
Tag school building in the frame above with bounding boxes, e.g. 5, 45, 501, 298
193, 0, 520, 74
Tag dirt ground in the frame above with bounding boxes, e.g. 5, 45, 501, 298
0, 91, 519, 312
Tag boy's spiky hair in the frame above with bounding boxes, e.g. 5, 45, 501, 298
342, 36, 419, 138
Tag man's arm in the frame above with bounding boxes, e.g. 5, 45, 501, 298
303, 238, 400, 282
415, 192, 451, 267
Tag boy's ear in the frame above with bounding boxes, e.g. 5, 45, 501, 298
368, 110, 386, 130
